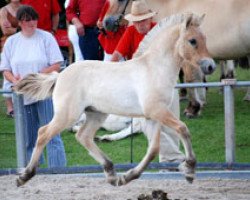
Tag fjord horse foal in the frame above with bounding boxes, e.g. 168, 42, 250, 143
15, 13, 215, 186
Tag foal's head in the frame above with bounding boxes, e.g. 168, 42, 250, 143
176, 14, 216, 80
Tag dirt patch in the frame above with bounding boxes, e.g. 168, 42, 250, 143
0, 174, 250, 200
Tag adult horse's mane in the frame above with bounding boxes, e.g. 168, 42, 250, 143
134, 13, 187, 58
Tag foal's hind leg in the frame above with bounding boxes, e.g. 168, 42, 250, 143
75, 112, 119, 185
16, 115, 68, 186
114, 120, 161, 186
151, 107, 196, 183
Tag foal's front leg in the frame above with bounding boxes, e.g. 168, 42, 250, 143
151, 107, 196, 183
114, 120, 161, 185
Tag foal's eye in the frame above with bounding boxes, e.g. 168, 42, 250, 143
189, 39, 197, 48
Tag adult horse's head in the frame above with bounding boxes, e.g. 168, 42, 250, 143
176, 13, 216, 81
103, 0, 131, 32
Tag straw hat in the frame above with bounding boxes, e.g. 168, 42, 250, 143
125, 0, 156, 22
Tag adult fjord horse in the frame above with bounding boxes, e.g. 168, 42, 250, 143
15, 13, 215, 186
104, 0, 250, 117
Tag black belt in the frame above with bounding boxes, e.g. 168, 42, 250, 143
84, 26, 97, 29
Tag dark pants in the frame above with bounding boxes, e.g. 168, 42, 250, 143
79, 27, 103, 60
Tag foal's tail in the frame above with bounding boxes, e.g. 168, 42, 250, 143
14, 72, 59, 101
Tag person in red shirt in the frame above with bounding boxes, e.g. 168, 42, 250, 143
97, 0, 128, 61
111, 0, 186, 169
22, 0, 61, 34
66, 0, 105, 60
111, 0, 156, 61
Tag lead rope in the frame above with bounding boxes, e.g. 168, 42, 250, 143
121, 0, 130, 16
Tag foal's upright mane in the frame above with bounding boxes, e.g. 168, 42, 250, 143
134, 13, 187, 58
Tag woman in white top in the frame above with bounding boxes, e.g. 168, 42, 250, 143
0, 5, 66, 167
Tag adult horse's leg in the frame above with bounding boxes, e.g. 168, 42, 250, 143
182, 64, 205, 118
16, 114, 69, 186
220, 60, 235, 80
184, 87, 202, 118
75, 111, 121, 185
150, 106, 196, 182
113, 119, 161, 185
179, 69, 188, 101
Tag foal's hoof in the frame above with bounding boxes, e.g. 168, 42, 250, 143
16, 177, 26, 187
178, 161, 196, 184
108, 175, 127, 186
16, 169, 36, 187
185, 174, 194, 184
183, 110, 196, 119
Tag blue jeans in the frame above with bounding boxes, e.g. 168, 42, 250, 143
23, 98, 67, 168
79, 27, 103, 60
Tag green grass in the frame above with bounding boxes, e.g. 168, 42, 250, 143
0, 67, 249, 168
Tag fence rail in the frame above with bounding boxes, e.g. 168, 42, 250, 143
0, 80, 250, 171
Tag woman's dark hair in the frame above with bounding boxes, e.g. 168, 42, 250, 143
16, 5, 39, 21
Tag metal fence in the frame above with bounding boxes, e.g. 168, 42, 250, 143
0, 80, 250, 174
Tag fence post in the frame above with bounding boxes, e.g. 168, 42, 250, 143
13, 93, 28, 168
222, 79, 236, 165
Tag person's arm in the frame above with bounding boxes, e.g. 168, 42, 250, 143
110, 27, 133, 62
50, 0, 61, 34
40, 62, 61, 73
97, 1, 109, 30
0, 7, 17, 36
51, 13, 59, 34
66, 0, 85, 36
3, 70, 20, 84
71, 17, 85, 36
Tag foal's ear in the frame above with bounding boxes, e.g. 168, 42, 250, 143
198, 13, 206, 26
184, 13, 205, 29
184, 13, 194, 29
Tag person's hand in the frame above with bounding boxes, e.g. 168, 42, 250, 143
119, 18, 129, 27
12, 75, 21, 84
75, 22, 85, 36
3, 20, 11, 28
97, 20, 103, 29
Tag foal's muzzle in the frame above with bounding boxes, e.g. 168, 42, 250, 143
198, 58, 216, 75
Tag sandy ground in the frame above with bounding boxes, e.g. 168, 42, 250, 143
0, 174, 250, 200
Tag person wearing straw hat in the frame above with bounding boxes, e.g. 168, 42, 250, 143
111, 0, 185, 170
111, 0, 157, 61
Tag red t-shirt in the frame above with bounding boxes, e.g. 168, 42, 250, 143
115, 22, 156, 60
98, 27, 126, 54
22, 0, 61, 32
66, 0, 105, 27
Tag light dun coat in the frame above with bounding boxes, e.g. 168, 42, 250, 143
105, 0, 250, 116
15, 13, 215, 186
